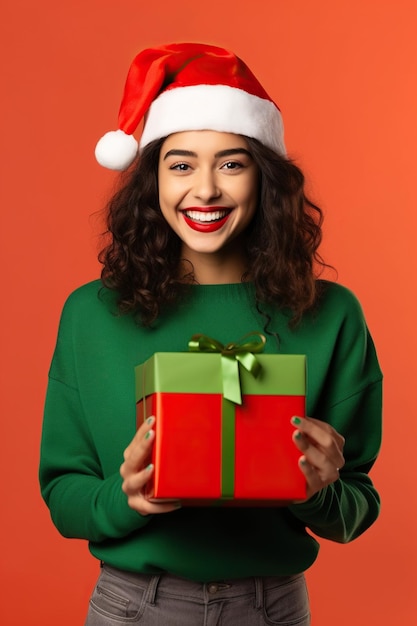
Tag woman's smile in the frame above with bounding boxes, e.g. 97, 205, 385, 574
181, 206, 233, 231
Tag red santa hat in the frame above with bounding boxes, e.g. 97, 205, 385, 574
95, 42, 285, 170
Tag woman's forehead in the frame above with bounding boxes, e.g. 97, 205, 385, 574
163, 130, 249, 148
160, 130, 250, 156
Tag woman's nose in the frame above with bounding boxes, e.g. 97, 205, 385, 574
192, 168, 221, 202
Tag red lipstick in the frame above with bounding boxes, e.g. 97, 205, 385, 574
181, 206, 232, 233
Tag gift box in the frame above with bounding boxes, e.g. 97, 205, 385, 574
135, 335, 306, 504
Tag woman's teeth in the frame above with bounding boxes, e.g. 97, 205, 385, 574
183, 210, 229, 223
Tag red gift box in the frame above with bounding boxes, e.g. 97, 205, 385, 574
135, 337, 306, 504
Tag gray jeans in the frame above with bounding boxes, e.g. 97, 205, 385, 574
85, 563, 310, 625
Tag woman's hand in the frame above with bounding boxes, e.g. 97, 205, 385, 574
291, 416, 345, 502
120, 416, 181, 516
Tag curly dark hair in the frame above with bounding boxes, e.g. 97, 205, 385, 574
99, 136, 326, 326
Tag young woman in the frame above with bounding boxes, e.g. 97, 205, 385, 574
39, 43, 382, 625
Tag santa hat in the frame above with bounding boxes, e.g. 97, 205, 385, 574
95, 42, 285, 170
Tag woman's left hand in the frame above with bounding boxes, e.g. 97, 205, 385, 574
291, 416, 345, 502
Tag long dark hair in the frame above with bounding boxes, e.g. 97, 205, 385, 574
99, 136, 326, 326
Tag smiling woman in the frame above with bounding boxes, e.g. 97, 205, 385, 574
158, 131, 259, 281
39, 42, 382, 626
99, 129, 324, 325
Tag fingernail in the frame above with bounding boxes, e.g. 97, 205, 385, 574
292, 416, 302, 426
300, 456, 307, 466
146, 416, 155, 425
146, 463, 154, 471
294, 431, 302, 440
144, 431, 152, 440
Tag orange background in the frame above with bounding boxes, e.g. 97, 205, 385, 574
1, 1, 416, 624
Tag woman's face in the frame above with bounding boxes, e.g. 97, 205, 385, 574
158, 131, 259, 259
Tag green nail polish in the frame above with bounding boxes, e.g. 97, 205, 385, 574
146, 417, 154, 425
146, 463, 154, 471
144, 431, 151, 440
292, 416, 302, 425
295, 431, 302, 440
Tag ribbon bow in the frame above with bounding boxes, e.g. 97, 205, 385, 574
188, 332, 266, 404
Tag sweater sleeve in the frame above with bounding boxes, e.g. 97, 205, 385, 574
288, 288, 383, 543
39, 293, 152, 543
288, 381, 382, 543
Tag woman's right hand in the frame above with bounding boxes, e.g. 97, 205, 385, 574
120, 416, 181, 516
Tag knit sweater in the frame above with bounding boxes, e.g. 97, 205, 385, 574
39, 280, 382, 580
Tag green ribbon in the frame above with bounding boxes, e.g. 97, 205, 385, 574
188, 332, 266, 405
188, 331, 266, 499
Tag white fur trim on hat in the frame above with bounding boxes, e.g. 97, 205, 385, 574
139, 85, 285, 154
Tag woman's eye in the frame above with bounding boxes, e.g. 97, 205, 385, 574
170, 163, 190, 171
221, 161, 242, 170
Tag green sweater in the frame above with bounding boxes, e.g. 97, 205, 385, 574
39, 280, 382, 580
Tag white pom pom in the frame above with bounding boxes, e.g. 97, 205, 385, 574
95, 130, 139, 170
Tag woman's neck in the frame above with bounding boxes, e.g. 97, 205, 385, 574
179, 243, 249, 285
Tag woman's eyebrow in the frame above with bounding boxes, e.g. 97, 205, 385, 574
163, 148, 252, 160
163, 149, 196, 160
214, 148, 252, 158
